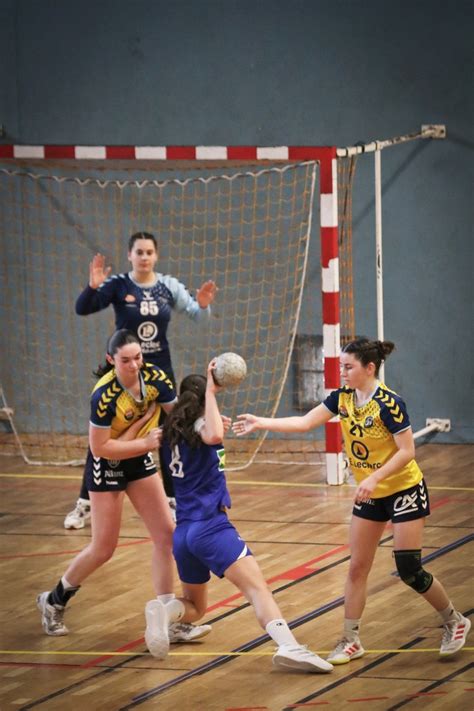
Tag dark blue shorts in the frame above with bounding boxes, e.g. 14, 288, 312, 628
84, 449, 157, 492
173, 511, 252, 584
352, 479, 430, 523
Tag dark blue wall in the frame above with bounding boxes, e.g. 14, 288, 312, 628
1, 0, 473, 441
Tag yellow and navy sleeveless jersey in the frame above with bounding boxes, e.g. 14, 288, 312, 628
89, 363, 175, 440
323, 383, 423, 497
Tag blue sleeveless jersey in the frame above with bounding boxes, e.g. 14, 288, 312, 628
161, 429, 231, 522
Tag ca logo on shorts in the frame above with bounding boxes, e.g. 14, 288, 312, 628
107, 459, 120, 468
393, 490, 419, 515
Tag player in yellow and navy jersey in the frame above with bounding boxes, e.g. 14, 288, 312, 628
85, 353, 175, 491
64, 231, 217, 530
37, 331, 179, 640
233, 338, 470, 662
323, 382, 423, 499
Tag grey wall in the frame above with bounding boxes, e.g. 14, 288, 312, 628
1, 0, 473, 442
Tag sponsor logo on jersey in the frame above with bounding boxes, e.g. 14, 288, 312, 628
354, 498, 375, 510
142, 341, 162, 352
124, 409, 134, 421
364, 416, 374, 428
349, 459, 382, 469
217, 448, 226, 471
351, 440, 369, 461
350, 423, 365, 437
142, 290, 153, 300
138, 321, 158, 341
339, 406, 349, 418
125, 294, 136, 302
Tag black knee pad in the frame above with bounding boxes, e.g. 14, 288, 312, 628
393, 549, 433, 593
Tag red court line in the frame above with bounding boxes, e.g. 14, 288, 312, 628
205, 543, 349, 613
82, 493, 455, 668
82, 541, 350, 668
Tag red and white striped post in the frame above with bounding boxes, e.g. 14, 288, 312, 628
0, 142, 345, 483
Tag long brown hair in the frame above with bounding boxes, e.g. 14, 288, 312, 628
163, 374, 207, 448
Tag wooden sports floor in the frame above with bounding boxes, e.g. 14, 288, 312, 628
0, 444, 472, 711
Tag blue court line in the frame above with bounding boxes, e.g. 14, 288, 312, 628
19, 532, 471, 710
123, 533, 473, 709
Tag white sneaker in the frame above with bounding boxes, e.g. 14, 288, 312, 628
327, 636, 365, 665
169, 621, 212, 643
145, 599, 170, 659
440, 614, 471, 656
64, 498, 91, 530
272, 644, 333, 673
167, 497, 177, 523
37, 591, 68, 636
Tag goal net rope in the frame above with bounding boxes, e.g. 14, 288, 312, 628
0, 159, 319, 468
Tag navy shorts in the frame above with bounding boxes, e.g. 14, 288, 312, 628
84, 449, 157, 492
173, 511, 252, 584
352, 479, 430, 523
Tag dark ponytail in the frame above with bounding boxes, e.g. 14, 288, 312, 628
163, 374, 207, 448
342, 337, 395, 376
93, 329, 141, 378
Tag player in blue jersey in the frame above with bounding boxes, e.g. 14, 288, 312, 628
142, 360, 333, 673
233, 338, 470, 662
64, 231, 217, 530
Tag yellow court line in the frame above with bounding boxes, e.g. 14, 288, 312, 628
0, 472, 473, 492
0, 648, 473, 657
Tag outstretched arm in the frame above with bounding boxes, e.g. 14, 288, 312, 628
232, 403, 333, 436
88, 253, 112, 289
75, 253, 114, 315
196, 280, 218, 308
199, 359, 224, 445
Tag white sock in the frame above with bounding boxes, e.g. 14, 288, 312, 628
165, 598, 185, 622
157, 593, 176, 604
343, 618, 361, 639
439, 603, 460, 624
265, 619, 298, 647
61, 575, 78, 591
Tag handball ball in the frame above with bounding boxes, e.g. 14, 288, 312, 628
213, 352, 247, 387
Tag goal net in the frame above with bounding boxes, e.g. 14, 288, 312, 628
0, 158, 320, 467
